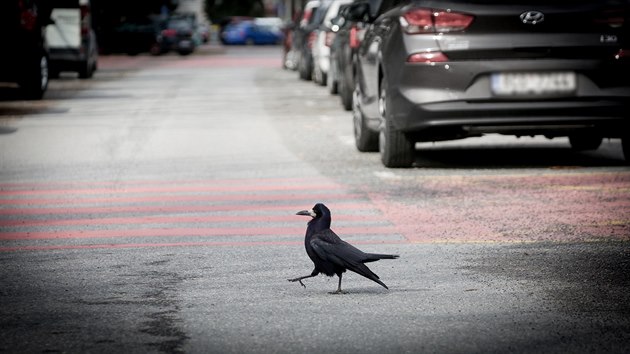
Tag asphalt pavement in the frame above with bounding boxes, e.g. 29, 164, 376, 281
0, 46, 629, 353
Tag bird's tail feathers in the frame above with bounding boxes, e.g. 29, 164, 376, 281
364, 253, 400, 262
351, 263, 389, 289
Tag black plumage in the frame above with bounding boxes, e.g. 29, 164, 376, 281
288, 203, 399, 294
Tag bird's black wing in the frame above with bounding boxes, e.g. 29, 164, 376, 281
310, 229, 387, 288
310, 229, 368, 262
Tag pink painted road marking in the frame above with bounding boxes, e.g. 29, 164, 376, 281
159, 57, 281, 69
0, 182, 342, 197
368, 172, 630, 243
0, 202, 371, 216
0, 239, 408, 253
0, 176, 334, 191
0, 214, 379, 228
0, 226, 399, 240
0, 192, 363, 206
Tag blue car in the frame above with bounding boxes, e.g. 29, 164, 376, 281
221, 20, 283, 45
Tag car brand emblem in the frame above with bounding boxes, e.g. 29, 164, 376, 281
520, 11, 544, 25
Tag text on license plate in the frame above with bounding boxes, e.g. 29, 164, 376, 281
491, 72, 576, 96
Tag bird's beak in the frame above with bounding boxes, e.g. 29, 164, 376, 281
296, 209, 316, 218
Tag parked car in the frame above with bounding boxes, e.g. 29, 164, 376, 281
221, 20, 283, 45
352, 0, 630, 167
0, 0, 52, 99
295, 0, 324, 80
107, 17, 164, 55
312, 0, 354, 87
329, 1, 370, 110
46, 0, 98, 79
157, 14, 199, 55
282, 13, 301, 70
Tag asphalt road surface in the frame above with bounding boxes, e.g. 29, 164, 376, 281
1, 46, 629, 353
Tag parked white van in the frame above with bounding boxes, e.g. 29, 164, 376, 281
46, 0, 98, 78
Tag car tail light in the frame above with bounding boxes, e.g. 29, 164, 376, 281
401, 8, 474, 34
349, 26, 360, 49
615, 49, 629, 60
407, 51, 449, 64
307, 31, 317, 49
325, 32, 335, 47
80, 5, 90, 36
594, 9, 626, 28
162, 29, 177, 37
301, 9, 313, 27
19, 0, 37, 31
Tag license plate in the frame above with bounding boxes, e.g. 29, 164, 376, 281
491, 72, 576, 96
179, 40, 192, 48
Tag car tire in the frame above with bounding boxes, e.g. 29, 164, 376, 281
19, 52, 49, 100
298, 54, 312, 81
327, 59, 338, 94
353, 86, 378, 152
569, 134, 602, 151
340, 77, 352, 111
379, 76, 414, 168
78, 60, 94, 79
320, 72, 327, 87
328, 77, 338, 94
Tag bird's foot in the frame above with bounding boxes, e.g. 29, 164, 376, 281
329, 289, 347, 295
287, 278, 306, 288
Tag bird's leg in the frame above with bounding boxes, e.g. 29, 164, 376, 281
329, 274, 346, 295
287, 274, 317, 288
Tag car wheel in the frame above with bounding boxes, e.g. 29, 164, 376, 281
20, 52, 48, 100
328, 76, 338, 94
320, 72, 327, 87
298, 54, 312, 81
340, 76, 352, 111
328, 60, 338, 94
353, 86, 378, 152
78, 60, 94, 79
379, 76, 414, 168
569, 134, 603, 151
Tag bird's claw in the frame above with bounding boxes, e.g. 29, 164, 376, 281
287, 278, 306, 288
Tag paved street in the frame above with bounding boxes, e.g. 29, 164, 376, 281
1, 46, 629, 353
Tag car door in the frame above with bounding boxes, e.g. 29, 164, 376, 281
356, 0, 405, 119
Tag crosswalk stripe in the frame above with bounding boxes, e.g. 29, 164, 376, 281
0, 214, 379, 228
0, 177, 407, 252
0, 226, 399, 240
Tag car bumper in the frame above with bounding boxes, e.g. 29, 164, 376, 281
388, 59, 630, 140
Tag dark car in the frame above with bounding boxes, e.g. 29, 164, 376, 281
352, 0, 630, 167
329, 1, 370, 110
312, 0, 354, 86
106, 17, 164, 55
159, 15, 198, 55
0, 0, 52, 99
295, 0, 325, 80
